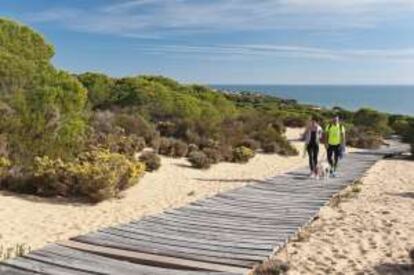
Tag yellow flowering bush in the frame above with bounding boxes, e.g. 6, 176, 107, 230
232, 146, 255, 163
30, 149, 146, 202
0, 156, 11, 179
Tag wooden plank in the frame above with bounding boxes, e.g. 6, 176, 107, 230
106, 222, 295, 243
137, 217, 297, 236
105, 225, 273, 250
0, 265, 38, 275
119, 223, 282, 246
60, 240, 251, 274
128, 219, 300, 240
29, 245, 228, 275
163, 209, 309, 227
99, 227, 272, 256
2, 257, 93, 275
143, 214, 295, 232
74, 234, 260, 267
81, 231, 267, 262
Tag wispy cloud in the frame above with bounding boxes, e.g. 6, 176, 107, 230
26, 0, 414, 37
134, 43, 414, 62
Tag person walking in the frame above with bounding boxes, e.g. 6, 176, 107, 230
325, 116, 346, 177
304, 116, 323, 178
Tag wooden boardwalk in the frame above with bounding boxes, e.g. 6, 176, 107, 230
0, 142, 409, 275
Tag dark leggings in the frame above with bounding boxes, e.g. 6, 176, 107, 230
327, 145, 341, 170
307, 143, 319, 172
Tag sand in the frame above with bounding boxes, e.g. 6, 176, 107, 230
0, 128, 308, 258
275, 159, 414, 275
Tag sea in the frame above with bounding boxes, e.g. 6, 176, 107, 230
210, 85, 414, 116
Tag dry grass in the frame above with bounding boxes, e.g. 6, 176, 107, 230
0, 243, 30, 261
251, 259, 290, 275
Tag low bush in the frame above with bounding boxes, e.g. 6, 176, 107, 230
277, 143, 299, 156
202, 147, 223, 164
173, 140, 189, 157
158, 138, 188, 158
282, 113, 308, 128
353, 108, 392, 136
218, 144, 235, 162
188, 151, 211, 169
3, 150, 146, 202
262, 142, 280, 154
158, 137, 173, 156
238, 138, 260, 151
187, 143, 199, 155
347, 126, 383, 149
252, 259, 289, 275
114, 113, 156, 143
232, 146, 255, 163
139, 151, 161, 172
0, 156, 11, 180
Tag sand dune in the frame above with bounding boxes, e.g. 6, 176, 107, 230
0, 128, 307, 258
275, 159, 414, 274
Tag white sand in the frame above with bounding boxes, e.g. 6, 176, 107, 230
275, 159, 414, 274
0, 128, 308, 257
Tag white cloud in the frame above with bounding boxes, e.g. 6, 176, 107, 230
133, 43, 414, 62
25, 0, 414, 37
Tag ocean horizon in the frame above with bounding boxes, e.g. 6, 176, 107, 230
210, 85, 414, 116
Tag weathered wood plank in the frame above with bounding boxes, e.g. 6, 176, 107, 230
99, 227, 272, 256
61, 240, 250, 274
0, 265, 39, 275
104, 225, 273, 250
74, 234, 260, 267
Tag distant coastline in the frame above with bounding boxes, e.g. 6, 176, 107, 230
210, 85, 414, 116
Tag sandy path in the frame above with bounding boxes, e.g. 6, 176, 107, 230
275, 159, 414, 275
0, 128, 307, 258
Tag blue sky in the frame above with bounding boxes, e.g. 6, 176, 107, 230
2, 0, 414, 84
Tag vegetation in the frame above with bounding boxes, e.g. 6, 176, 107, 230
232, 146, 255, 163
252, 259, 290, 275
188, 151, 211, 169
0, 18, 412, 201
139, 151, 161, 172
1, 149, 145, 202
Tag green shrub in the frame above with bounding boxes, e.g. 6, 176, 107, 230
139, 151, 161, 172
0, 156, 12, 181
262, 142, 281, 153
282, 113, 308, 128
188, 151, 211, 169
232, 146, 255, 163
353, 108, 392, 136
238, 138, 260, 151
158, 138, 188, 158
187, 143, 199, 155
158, 137, 173, 156
114, 113, 156, 143
347, 126, 383, 149
252, 259, 289, 275
219, 144, 235, 162
77, 72, 114, 109
172, 140, 188, 157
0, 19, 88, 165
202, 148, 223, 164
157, 121, 177, 137
5, 150, 146, 202
72, 150, 146, 202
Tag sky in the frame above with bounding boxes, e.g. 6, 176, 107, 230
2, 0, 414, 84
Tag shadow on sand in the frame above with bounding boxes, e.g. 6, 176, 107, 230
194, 178, 269, 184
387, 192, 414, 199
0, 190, 95, 206
371, 263, 414, 275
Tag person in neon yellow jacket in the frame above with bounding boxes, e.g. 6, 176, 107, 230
325, 116, 346, 177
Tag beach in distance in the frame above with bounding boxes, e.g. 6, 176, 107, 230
212, 85, 414, 116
